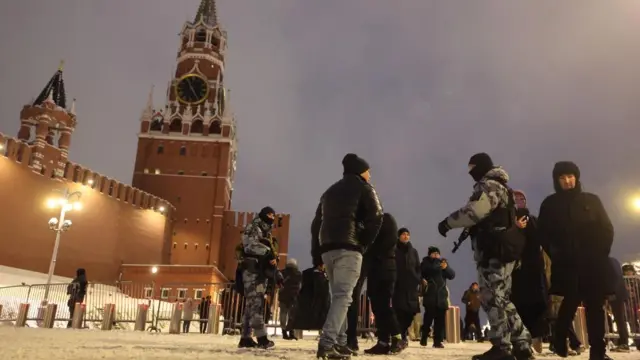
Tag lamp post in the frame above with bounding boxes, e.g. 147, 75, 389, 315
43, 188, 82, 303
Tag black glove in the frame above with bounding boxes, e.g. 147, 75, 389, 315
438, 219, 451, 237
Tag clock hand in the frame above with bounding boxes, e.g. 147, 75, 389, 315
187, 78, 198, 99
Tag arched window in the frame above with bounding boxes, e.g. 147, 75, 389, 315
169, 118, 182, 133
209, 120, 222, 135
191, 120, 204, 134
179, 146, 187, 156
157, 145, 164, 154
195, 30, 206, 43
150, 119, 163, 131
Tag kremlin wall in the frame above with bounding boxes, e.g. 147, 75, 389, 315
0, 1, 290, 289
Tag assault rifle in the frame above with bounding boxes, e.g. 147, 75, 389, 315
452, 227, 473, 254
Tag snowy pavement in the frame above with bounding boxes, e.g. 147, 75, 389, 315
0, 326, 637, 360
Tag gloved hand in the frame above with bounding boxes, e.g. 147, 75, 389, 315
438, 219, 451, 237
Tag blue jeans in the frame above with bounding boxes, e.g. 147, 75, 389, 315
319, 249, 363, 349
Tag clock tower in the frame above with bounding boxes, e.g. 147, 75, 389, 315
132, 0, 237, 266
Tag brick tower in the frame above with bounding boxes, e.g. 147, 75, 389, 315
17, 61, 77, 179
132, 0, 237, 267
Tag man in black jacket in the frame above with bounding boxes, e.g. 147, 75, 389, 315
66, 268, 87, 328
420, 246, 455, 348
393, 227, 421, 346
311, 153, 384, 360
279, 258, 302, 340
538, 161, 614, 360
363, 213, 404, 355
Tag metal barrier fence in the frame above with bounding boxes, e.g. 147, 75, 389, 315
16, 274, 639, 343
602, 275, 640, 344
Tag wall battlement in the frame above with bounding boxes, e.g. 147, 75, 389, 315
0, 132, 175, 215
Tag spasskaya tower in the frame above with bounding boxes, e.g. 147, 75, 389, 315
132, 0, 237, 267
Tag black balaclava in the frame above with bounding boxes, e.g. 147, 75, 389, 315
342, 153, 370, 176
258, 206, 276, 225
468, 153, 494, 182
552, 161, 581, 194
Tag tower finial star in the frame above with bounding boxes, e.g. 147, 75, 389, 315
58, 60, 65, 71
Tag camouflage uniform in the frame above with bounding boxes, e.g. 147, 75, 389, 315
240, 216, 275, 341
444, 167, 531, 353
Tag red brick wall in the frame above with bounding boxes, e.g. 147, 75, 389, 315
0, 138, 173, 283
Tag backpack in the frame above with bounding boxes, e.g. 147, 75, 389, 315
67, 281, 79, 297
477, 186, 526, 263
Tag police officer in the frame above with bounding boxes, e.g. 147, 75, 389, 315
238, 206, 278, 349
437, 153, 533, 360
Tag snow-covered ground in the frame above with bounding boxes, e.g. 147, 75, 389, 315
0, 326, 636, 360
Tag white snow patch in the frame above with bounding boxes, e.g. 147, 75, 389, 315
0, 327, 637, 360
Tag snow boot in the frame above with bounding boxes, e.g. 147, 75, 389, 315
317, 345, 351, 360
610, 343, 629, 353
471, 346, 516, 360
364, 342, 390, 355
389, 338, 405, 354
238, 337, 258, 348
512, 347, 535, 360
289, 330, 298, 340
433, 342, 444, 348
282, 330, 291, 340
256, 335, 274, 349
336, 344, 358, 356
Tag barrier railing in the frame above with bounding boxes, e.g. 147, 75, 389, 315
602, 275, 640, 345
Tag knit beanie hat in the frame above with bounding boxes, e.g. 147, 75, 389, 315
428, 246, 441, 256
398, 227, 410, 237
342, 153, 370, 176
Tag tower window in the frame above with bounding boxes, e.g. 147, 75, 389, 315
173, 242, 177, 249
157, 145, 164, 154
179, 146, 186, 156
195, 30, 206, 43
201, 171, 208, 176
195, 243, 199, 250
205, 244, 210, 250
144, 168, 149, 174
154, 169, 161, 175
184, 243, 188, 250
177, 170, 184, 175
184, 219, 188, 224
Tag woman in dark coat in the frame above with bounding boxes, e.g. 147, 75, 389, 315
537, 161, 614, 359
393, 227, 421, 343
290, 262, 330, 331
510, 190, 548, 353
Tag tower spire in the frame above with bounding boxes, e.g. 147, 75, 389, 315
195, 0, 218, 27
33, 61, 67, 109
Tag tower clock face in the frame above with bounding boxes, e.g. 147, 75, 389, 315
175, 74, 209, 104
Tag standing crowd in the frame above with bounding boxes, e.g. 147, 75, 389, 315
233, 152, 639, 360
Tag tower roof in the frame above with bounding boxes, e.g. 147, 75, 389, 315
33, 61, 67, 109
195, 0, 218, 27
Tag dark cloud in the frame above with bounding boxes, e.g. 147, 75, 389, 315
2, 0, 640, 306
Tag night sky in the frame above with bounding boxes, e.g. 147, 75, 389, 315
1, 0, 640, 304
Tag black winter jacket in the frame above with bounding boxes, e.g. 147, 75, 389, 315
364, 213, 398, 281
393, 241, 421, 313
538, 187, 614, 298
421, 257, 455, 310
279, 264, 303, 306
311, 174, 383, 260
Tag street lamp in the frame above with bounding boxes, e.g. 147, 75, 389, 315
43, 188, 82, 303
632, 197, 640, 212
